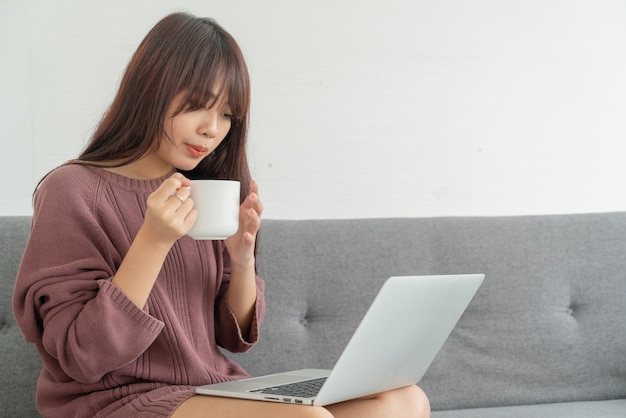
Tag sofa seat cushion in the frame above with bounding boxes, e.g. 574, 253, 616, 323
431, 399, 626, 418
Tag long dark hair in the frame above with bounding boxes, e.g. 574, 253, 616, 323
77, 12, 252, 198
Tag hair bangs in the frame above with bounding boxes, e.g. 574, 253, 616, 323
176, 22, 250, 123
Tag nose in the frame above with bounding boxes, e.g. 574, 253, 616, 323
199, 109, 219, 138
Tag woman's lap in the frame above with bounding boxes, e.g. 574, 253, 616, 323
170, 395, 332, 418
169, 385, 430, 418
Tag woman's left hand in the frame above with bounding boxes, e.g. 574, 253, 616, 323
225, 180, 263, 267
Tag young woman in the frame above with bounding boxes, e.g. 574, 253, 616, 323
13, 12, 430, 418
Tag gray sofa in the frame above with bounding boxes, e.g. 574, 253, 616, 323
2, 213, 625, 417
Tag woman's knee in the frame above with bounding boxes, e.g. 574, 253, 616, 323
404, 385, 431, 417
385, 385, 430, 417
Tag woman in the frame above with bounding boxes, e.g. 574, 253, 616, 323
13, 12, 430, 417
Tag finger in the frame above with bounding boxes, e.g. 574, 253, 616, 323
243, 207, 261, 236
246, 180, 261, 206
243, 231, 256, 246
168, 187, 193, 212
169, 188, 194, 211
171, 172, 192, 187
246, 192, 263, 218
153, 177, 185, 203
175, 186, 191, 201
183, 207, 199, 230
251, 180, 262, 212
161, 174, 192, 199
252, 192, 263, 215
164, 195, 184, 214
250, 179, 259, 195
243, 181, 262, 212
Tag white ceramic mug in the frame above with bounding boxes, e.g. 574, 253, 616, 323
187, 180, 240, 240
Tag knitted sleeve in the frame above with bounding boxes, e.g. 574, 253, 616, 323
12, 166, 164, 384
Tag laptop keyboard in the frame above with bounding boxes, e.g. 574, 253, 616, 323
250, 377, 327, 398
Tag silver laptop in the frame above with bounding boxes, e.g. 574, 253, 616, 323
196, 274, 485, 406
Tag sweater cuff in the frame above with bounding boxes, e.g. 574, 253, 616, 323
98, 280, 165, 337
218, 290, 263, 352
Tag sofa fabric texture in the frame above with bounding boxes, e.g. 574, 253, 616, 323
2, 214, 626, 417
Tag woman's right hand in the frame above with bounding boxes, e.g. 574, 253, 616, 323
112, 173, 197, 308
142, 173, 197, 246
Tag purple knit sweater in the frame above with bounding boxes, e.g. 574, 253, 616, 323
13, 164, 266, 417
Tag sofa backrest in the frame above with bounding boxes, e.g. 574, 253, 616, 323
1, 217, 40, 417
2, 214, 626, 415
238, 215, 626, 410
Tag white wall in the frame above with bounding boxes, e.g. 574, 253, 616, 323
2, 0, 626, 219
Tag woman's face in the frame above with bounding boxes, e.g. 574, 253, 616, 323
149, 92, 234, 174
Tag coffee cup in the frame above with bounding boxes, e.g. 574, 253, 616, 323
187, 180, 240, 240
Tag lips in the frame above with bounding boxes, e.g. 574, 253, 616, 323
186, 144, 209, 158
